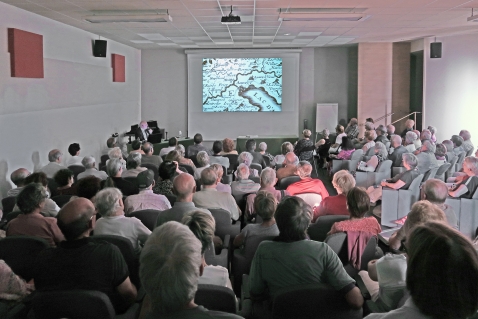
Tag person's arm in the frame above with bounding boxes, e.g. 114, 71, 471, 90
50, 220, 65, 244
134, 219, 152, 246
381, 179, 405, 190
116, 277, 137, 306
345, 287, 364, 309
233, 228, 247, 248
388, 227, 405, 251
449, 184, 468, 197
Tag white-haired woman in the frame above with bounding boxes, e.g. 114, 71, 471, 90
258, 142, 275, 167
174, 144, 197, 170
357, 142, 388, 173
294, 129, 314, 161
404, 131, 417, 153
274, 142, 293, 167
237, 151, 259, 178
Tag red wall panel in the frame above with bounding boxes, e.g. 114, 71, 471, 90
112, 54, 125, 82
8, 28, 44, 78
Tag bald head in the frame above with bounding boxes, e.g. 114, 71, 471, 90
284, 152, 299, 166
173, 173, 196, 200
297, 161, 312, 179
10, 168, 30, 187
57, 198, 96, 240
422, 179, 448, 204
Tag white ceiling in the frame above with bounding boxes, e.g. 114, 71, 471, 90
3, 0, 478, 49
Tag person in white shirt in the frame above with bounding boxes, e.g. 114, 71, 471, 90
66, 143, 83, 167
77, 156, 108, 180
159, 137, 178, 157
38, 149, 66, 178
7, 168, 30, 197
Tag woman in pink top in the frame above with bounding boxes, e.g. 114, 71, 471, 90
329, 187, 381, 235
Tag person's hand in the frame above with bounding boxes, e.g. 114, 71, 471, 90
173, 161, 183, 174
381, 180, 387, 187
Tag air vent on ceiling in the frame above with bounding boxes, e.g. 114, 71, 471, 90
85, 10, 172, 23
278, 8, 367, 22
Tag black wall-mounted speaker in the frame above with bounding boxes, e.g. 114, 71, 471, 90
430, 42, 442, 59
93, 40, 107, 58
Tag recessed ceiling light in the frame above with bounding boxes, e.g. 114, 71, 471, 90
284, 33, 290, 35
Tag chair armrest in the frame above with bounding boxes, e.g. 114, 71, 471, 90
222, 234, 231, 249
354, 275, 371, 300
241, 274, 250, 301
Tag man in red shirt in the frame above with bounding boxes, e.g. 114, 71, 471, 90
286, 161, 329, 200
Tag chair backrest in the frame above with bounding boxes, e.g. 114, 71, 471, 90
242, 234, 277, 260
178, 164, 195, 176
376, 160, 392, 173
250, 163, 262, 175
277, 175, 301, 190
100, 154, 110, 165
324, 232, 348, 263
447, 155, 459, 168
190, 156, 200, 167
209, 208, 240, 240
359, 236, 378, 271
435, 163, 451, 177
67, 165, 86, 182
384, 141, 391, 150
165, 193, 177, 206
308, 215, 350, 242
123, 176, 138, 187
129, 209, 161, 231
466, 148, 475, 157
263, 155, 271, 167
223, 154, 239, 169
32, 290, 115, 319
51, 195, 73, 208
407, 174, 424, 194
350, 149, 364, 160
47, 178, 59, 198
295, 193, 322, 208
1, 196, 16, 214
140, 163, 159, 181
456, 151, 466, 164
89, 234, 140, 288
271, 283, 362, 319
365, 147, 375, 157
422, 167, 438, 182
0, 235, 49, 281
195, 284, 237, 314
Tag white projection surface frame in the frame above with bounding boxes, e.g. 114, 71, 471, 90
186, 49, 300, 141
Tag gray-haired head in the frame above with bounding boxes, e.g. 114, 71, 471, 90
48, 149, 63, 162
175, 144, 186, 157
387, 124, 395, 134
140, 221, 202, 315
374, 142, 388, 158
427, 126, 437, 135
260, 168, 276, 187
405, 131, 418, 144
391, 135, 402, 147
17, 183, 47, 214
464, 157, 478, 176
200, 167, 217, 186
10, 168, 30, 187
238, 152, 253, 166
108, 147, 123, 160
236, 163, 250, 180
106, 158, 123, 177
126, 152, 142, 169
364, 122, 375, 131
196, 151, 209, 167
284, 152, 299, 166
402, 153, 418, 169
459, 130, 471, 141
422, 140, 434, 152
258, 142, 268, 152
281, 142, 294, 155
95, 187, 123, 217
210, 163, 223, 180
451, 135, 464, 147
297, 161, 312, 178
420, 129, 432, 141
422, 179, 448, 204
142, 142, 153, 154
82, 156, 96, 169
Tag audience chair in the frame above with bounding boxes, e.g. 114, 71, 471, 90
47, 178, 59, 198
32, 290, 139, 319
123, 177, 138, 188
221, 165, 233, 185
89, 235, 140, 289
190, 156, 200, 167
434, 163, 451, 181
209, 208, 240, 244
140, 164, 159, 181
343, 234, 381, 278
308, 215, 350, 242
422, 166, 439, 182
68, 165, 86, 182
445, 156, 459, 181
277, 176, 301, 190
178, 164, 194, 176
355, 160, 392, 189
466, 148, 475, 157
381, 174, 424, 227
5, 211, 22, 223
331, 149, 363, 175
1, 196, 16, 215
51, 195, 73, 208
455, 151, 466, 172
270, 283, 363, 319
0, 235, 49, 282
223, 154, 239, 174
232, 233, 276, 296
129, 209, 161, 231
100, 155, 109, 166
391, 166, 407, 178
204, 241, 228, 269
384, 141, 391, 150
324, 232, 348, 263
164, 193, 176, 206
250, 163, 262, 176
294, 193, 322, 210
456, 189, 478, 239
263, 155, 271, 167
195, 284, 237, 314
362, 147, 376, 162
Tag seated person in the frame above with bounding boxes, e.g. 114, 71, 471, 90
329, 136, 355, 160
139, 222, 242, 318
194, 151, 210, 180
141, 142, 163, 168
153, 161, 180, 196
359, 200, 446, 312
442, 139, 456, 162
76, 176, 102, 202
387, 135, 408, 167
77, 156, 108, 180
386, 125, 395, 140
412, 130, 422, 149
211, 163, 231, 194
451, 134, 465, 155
316, 170, 355, 218
329, 124, 347, 154
124, 170, 171, 214
316, 129, 331, 168
38, 149, 66, 178
121, 153, 147, 178
403, 131, 418, 153
365, 222, 478, 319
375, 125, 389, 145
231, 164, 260, 202
258, 142, 275, 167
66, 143, 83, 167
353, 122, 374, 149
427, 125, 437, 143
187, 133, 212, 158
135, 121, 152, 142
182, 211, 232, 290
434, 143, 447, 165
274, 142, 294, 167
245, 139, 267, 169
249, 196, 363, 309
448, 156, 478, 198
414, 140, 439, 175
361, 130, 377, 153
366, 153, 420, 204
356, 142, 388, 172
459, 129, 474, 154
286, 161, 329, 200
209, 140, 230, 169
6, 183, 65, 247
174, 144, 197, 170
220, 138, 238, 155
294, 129, 315, 161
159, 137, 178, 157
94, 187, 151, 254
7, 168, 30, 197
106, 147, 126, 169
236, 152, 259, 178
102, 158, 139, 196
54, 169, 77, 196
276, 152, 299, 180
0, 260, 34, 307
130, 139, 145, 155
233, 191, 279, 248
345, 118, 359, 139
329, 187, 381, 236
33, 198, 138, 314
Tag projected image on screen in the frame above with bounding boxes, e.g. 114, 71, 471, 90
202, 58, 282, 112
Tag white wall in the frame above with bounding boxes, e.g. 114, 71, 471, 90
0, 2, 141, 199
423, 34, 478, 144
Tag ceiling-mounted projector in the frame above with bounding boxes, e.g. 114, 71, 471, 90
221, 6, 241, 24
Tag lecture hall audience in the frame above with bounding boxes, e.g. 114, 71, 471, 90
77, 156, 108, 180
38, 149, 66, 178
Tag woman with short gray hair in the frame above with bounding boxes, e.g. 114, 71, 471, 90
404, 131, 418, 153
174, 144, 197, 170
237, 151, 259, 177
94, 187, 151, 253
357, 142, 388, 172
274, 142, 294, 167
194, 151, 210, 180
258, 142, 275, 167
294, 129, 314, 161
